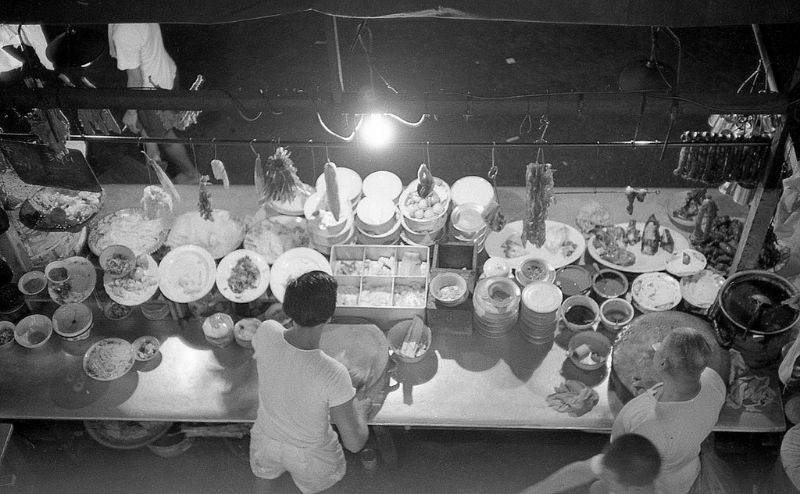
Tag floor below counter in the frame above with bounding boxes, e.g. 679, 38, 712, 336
0, 421, 784, 494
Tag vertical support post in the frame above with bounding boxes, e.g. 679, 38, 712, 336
325, 16, 345, 105
731, 26, 798, 272
730, 125, 786, 271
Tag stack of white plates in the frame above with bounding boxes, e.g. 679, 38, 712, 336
472, 276, 520, 338
519, 282, 563, 345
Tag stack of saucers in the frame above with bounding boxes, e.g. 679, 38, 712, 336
472, 276, 520, 338
449, 202, 488, 252
519, 282, 563, 345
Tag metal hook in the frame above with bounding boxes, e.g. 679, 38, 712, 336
425, 141, 431, 171
325, 143, 331, 163
249, 139, 259, 157
488, 142, 498, 182
633, 93, 647, 142
211, 137, 217, 160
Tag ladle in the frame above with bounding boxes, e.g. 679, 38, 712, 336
747, 294, 772, 328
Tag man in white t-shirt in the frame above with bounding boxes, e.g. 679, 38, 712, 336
108, 23, 198, 184
250, 271, 369, 493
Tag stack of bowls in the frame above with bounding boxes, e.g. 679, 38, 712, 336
355, 196, 402, 245
519, 282, 563, 345
362, 171, 403, 204
473, 276, 520, 338
398, 177, 451, 246
449, 202, 488, 252
315, 167, 363, 210
304, 191, 356, 255
450, 176, 496, 210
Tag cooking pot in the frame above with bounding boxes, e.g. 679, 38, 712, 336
709, 270, 800, 368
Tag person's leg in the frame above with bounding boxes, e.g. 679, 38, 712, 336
159, 129, 199, 184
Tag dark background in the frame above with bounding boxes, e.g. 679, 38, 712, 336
5, 14, 799, 187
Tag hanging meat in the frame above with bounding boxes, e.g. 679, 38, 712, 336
640, 214, 660, 255
522, 162, 554, 248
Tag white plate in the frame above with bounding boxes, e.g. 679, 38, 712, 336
269, 247, 332, 303
630, 272, 682, 312
665, 249, 707, 277
83, 338, 135, 381
103, 254, 160, 306
216, 249, 270, 303
484, 220, 586, 270
158, 245, 217, 303
166, 210, 246, 260
244, 214, 311, 265
46, 256, 96, 305
587, 222, 690, 274
266, 183, 315, 216
680, 270, 726, 309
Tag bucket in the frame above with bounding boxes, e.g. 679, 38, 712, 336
709, 270, 800, 368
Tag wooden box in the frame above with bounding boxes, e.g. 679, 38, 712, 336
427, 242, 479, 335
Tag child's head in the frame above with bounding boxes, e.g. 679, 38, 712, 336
600, 434, 661, 493
282, 271, 337, 327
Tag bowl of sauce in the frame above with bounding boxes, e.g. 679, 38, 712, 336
591, 268, 628, 301
554, 265, 592, 297
599, 298, 635, 332
559, 294, 600, 331
18, 271, 47, 296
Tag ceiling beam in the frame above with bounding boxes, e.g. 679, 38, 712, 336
0, 87, 789, 117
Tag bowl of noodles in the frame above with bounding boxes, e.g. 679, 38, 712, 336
83, 338, 135, 381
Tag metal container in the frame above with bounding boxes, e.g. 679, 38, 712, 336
709, 270, 800, 368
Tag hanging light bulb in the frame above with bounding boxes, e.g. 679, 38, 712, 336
358, 113, 394, 149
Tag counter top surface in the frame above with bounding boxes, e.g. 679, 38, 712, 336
0, 184, 785, 432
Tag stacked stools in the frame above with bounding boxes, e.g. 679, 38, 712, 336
519, 282, 563, 345
472, 276, 520, 338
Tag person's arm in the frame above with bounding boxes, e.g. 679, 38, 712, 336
517, 459, 598, 494
330, 397, 369, 453
121, 68, 143, 132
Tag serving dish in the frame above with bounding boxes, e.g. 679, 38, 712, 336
132, 335, 160, 361
15, 314, 53, 348
630, 272, 682, 312
244, 214, 310, 265
680, 269, 725, 310
104, 254, 160, 306
665, 248, 707, 277
587, 222, 690, 273
83, 420, 171, 450
485, 220, 586, 270
158, 245, 217, 303
45, 256, 96, 305
89, 207, 169, 256
269, 247, 332, 303
11, 212, 87, 269
166, 210, 246, 259
19, 187, 102, 232
83, 338, 135, 381
216, 249, 270, 303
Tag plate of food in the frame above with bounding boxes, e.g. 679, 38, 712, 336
667, 188, 707, 230
269, 247, 332, 303
89, 207, 169, 256
104, 254, 160, 306
83, 338, 135, 381
665, 248, 707, 277
46, 256, 96, 305
19, 187, 103, 232
244, 214, 311, 265
630, 272, 682, 312
10, 211, 87, 270
484, 220, 585, 270
158, 245, 217, 303
216, 249, 270, 303
587, 218, 690, 273
167, 210, 246, 259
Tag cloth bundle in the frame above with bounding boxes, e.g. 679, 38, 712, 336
546, 380, 599, 417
